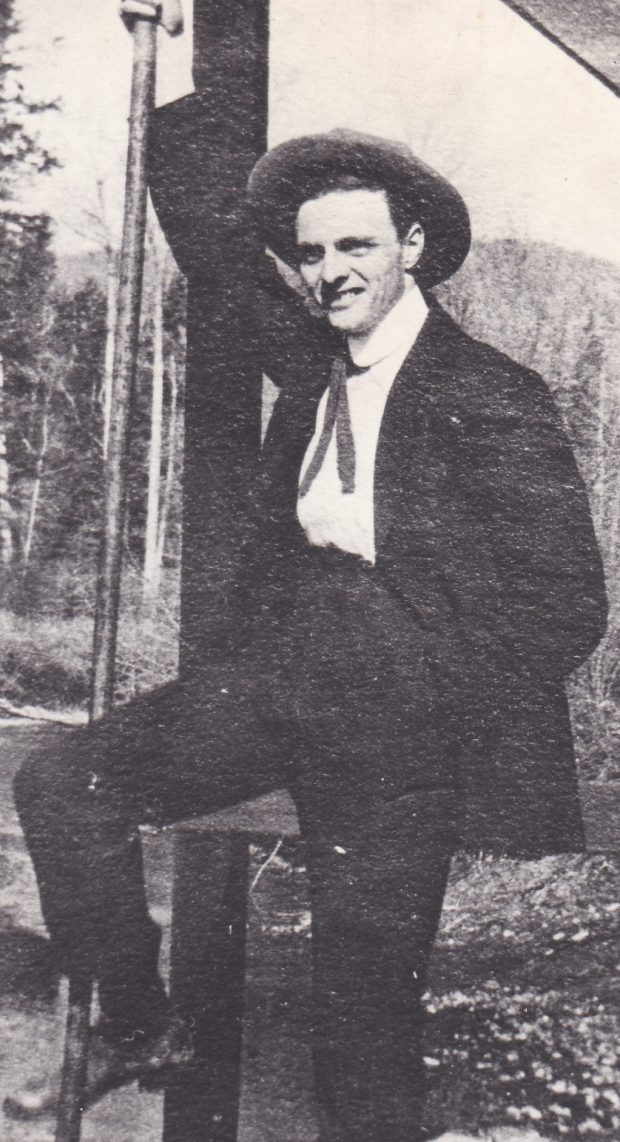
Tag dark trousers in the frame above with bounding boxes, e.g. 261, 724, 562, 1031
15, 550, 459, 1142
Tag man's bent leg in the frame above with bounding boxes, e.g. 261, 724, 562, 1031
13, 674, 291, 1039
298, 787, 456, 1142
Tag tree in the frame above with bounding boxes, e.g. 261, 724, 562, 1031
0, 1, 56, 194
0, 0, 56, 588
0, 211, 55, 575
0, 355, 13, 563
59, 177, 121, 458
141, 219, 184, 611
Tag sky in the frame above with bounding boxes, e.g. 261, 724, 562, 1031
12, 0, 620, 266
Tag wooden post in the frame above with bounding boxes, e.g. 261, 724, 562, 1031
148, 4, 271, 1137
54, 975, 92, 1142
149, 0, 270, 680
164, 833, 251, 1142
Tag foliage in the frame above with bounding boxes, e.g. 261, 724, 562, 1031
1, 244, 186, 609
0, 0, 57, 364
113, 567, 180, 701
124, 243, 186, 577
0, 0, 56, 199
0, 607, 91, 707
0, 568, 179, 708
0, 212, 54, 359
6, 278, 106, 581
0, 0, 57, 586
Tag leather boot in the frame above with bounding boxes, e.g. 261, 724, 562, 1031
3, 1012, 193, 1120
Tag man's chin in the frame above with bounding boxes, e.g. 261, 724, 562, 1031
325, 307, 365, 334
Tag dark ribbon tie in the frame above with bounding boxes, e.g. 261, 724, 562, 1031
299, 354, 368, 498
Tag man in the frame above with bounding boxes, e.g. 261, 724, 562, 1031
8, 130, 606, 1140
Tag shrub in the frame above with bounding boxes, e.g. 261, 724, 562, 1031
0, 609, 92, 707
0, 589, 179, 711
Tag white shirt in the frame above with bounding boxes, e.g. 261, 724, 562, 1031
297, 284, 428, 564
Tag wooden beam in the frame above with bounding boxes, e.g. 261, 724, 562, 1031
149, 0, 270, 677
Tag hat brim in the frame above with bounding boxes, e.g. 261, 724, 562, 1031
247, 129, 471, 289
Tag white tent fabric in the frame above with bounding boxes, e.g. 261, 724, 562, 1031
501, 0, 620, 94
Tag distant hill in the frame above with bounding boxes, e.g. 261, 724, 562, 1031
437, 236, 620, 391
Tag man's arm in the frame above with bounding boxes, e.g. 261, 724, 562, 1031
468, 362, 606, 678
379, 345, 607, 691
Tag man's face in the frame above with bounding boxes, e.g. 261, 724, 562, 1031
296, 188, 419, 337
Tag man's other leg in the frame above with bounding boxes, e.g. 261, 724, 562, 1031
13, 666, 293, 1039
297, 784, 456, 1142
286, 549, 459, 1139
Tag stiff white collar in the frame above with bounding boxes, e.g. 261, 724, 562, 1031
348, 282, 428, 369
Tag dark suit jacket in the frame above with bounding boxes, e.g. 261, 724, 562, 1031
147, 99, 606, 857
233, 300, 607, 857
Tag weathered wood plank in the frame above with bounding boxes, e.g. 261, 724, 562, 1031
174, 785, 620, 852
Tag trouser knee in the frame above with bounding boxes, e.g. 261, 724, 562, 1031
13, 754, 33, 820
13, 749, 46, 833
13, 726, 89, 841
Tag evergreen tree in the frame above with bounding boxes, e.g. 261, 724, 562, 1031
0, 0, 55, 195
0, 0, 56, 577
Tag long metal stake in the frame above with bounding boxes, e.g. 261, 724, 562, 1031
91, 15, 157, 720
55, 17, 157, 1142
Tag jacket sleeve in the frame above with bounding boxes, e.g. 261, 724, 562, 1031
376, 347, 607, 690
448, 358, 607, 681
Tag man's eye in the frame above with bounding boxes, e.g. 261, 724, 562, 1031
298, 249, 322, 266
341, 242, 372, 256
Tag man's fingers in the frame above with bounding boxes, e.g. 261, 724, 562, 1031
119, 0, 184, 36
120, 0, 159, 24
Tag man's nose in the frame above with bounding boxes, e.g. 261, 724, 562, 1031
320, 248, 349, 284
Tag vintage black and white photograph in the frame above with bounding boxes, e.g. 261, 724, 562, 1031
0, 1, 617, 1140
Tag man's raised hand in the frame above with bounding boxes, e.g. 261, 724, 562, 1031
119, 0, 183, 36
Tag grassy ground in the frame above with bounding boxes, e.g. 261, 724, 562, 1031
244, 841, 620, 1142
0, 605, 178, 710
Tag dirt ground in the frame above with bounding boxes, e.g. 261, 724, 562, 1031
0, 722, 618, 1142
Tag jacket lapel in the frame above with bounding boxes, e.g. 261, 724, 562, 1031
259, 346, 332, 523
260, 300, 468, 542
374, 301, 466, 552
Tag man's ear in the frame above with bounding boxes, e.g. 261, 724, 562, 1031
402, 222, 425, 271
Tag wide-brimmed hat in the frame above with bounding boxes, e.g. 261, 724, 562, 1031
247, 128, 471, 288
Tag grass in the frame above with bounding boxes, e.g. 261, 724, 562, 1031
246, 842, 620, 1141
0, 602, 179, 710
423, 853, 620, 1139
0, 609, 92, 708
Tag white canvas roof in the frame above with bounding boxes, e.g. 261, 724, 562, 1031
501, 0, 620, 94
